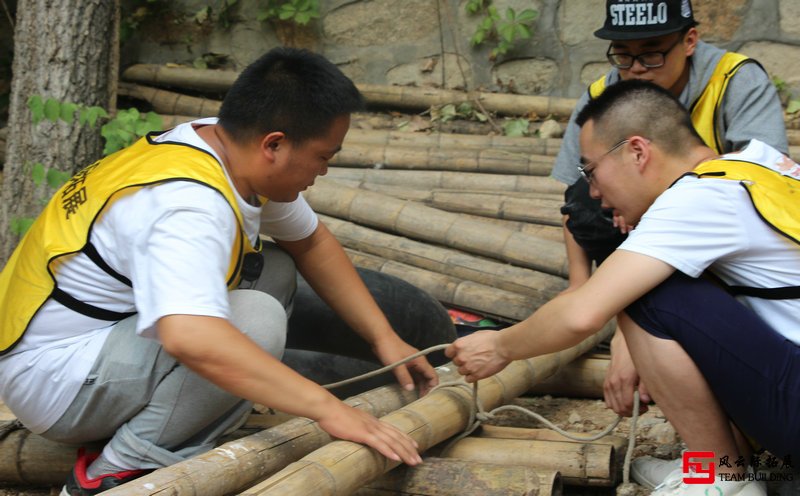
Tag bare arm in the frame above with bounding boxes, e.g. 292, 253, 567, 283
446, 250, 676, 382
158, 314, 422, 465
562, 214, 592, 291
277, 222, 438, 395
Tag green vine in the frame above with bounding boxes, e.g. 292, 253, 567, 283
257, 0, 320, 26
11, 96, 164, 236
466, 1, 538, 60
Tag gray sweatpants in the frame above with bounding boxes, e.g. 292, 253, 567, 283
42, 244, 294, 469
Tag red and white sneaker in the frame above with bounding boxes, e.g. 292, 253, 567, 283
60, 449, 150, 496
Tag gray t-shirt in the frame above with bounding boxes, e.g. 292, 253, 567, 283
551, 41, 789, 185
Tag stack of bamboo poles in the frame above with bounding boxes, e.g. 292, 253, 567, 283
118, 63, 574, 323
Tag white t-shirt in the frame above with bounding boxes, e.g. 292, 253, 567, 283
0, 118, 318, 433
620, 140, 800, 344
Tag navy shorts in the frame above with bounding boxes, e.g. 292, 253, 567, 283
625, 272, 800, 459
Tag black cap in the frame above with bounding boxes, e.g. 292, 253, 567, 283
594, 0, 698, 40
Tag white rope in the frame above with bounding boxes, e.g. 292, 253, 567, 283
322, 343, 640, 479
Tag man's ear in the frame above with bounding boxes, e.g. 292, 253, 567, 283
629, 136, 651, 173
261, 132, 286, 162
683, 27, 699, 57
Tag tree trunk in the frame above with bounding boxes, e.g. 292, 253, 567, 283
0, 0, 118, 265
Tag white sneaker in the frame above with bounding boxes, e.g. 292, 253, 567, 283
631, 456, 682, 489
651, 468, 767, 496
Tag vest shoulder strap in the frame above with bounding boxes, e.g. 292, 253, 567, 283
689, 52, 755, 153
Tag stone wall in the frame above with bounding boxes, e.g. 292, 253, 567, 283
123, 0, 800, 99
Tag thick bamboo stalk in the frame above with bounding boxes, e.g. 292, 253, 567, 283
528, 355, 609, 399
304, 179, 569, 277
353, 457, 562, 496
320, 215, 566, 301
477, 425, 626, 452
423, 192, 563, 226
330, 178, 564, 204
0, 409, 297, 487
344, 249, 541, 322
102, 378, 447, 496
122, 64, 237, 93
121, 64, 578, 118
118, 82, 221, 117
325, 167, 565, 195
344, 128, 563, 156
453, 212, 565, 243
356, 83, 577, 119
441, 437, 616, 487
238, 325, 614, 495
330, 143, 553, 176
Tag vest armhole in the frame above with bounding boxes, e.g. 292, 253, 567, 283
83, 242, 132, 287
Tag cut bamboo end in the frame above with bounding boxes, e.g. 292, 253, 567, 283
441, 436, 617, 487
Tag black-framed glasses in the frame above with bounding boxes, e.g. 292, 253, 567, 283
578, 139, 628, 183
606, 36, 683, 69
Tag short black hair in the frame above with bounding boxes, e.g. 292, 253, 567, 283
219, 47, 364, 145
576, 79, 703, 153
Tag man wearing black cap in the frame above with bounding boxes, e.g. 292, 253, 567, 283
550, 0, 788, 490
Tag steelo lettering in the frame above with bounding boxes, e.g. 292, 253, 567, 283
610, 2, 668, 26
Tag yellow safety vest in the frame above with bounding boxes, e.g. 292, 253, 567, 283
589, 52, 754, 154
0, 134, 260, 353
692, 158, 800, 299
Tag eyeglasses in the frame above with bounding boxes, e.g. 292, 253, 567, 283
578, 139, 628, 183
606, 36, 683, 69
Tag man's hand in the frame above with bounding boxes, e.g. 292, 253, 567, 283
603, 330, 651, 416
444, 330, 511, 383
612, 213, 635, 234
317, 401, 422, 466
372, 336, 439, 396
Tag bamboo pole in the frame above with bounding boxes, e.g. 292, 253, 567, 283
118, 82, 221, 117
330, 143, 554, 176
344, 128, 563, 156
328, 180, 564, 203
527, 355, 609, 399
353, 457, 562, 496
304, 179, 569, 277
356, 83, 577, 119
320, 215, 566, 301
344, 249, 542, 322
238, 325, 614, 495
423, 192, 563, 225
325, 167, 565, 195
476, 425, 627, 453
440, 437, 616, 487
121, 64, 578, 118
0, 410, 296, 486
102, 377, 448, 496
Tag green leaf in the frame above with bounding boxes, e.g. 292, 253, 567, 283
295, 12, 310, 24
474, 112, 488, 122
144, 111, 163, 129
256, 8, 272, 21
516, 24, 532, 39
10, 217, 36, 237
86, 106, 108, 128
505, 7, 516, 20
787, 99, 800, 114
503, 118, 530, 137
499, 23, 516, 42
44, 98, 61, 123
27, 95, 45, 124
59, 102, 78, 123
46, 168, 71, 189
517, 9, 538, 22
31, 162, 46, 186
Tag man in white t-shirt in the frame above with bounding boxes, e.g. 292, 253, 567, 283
0, 48, 433, 495
446, 80, 799, 496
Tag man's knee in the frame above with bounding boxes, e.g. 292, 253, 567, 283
229, 290, 287, 358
